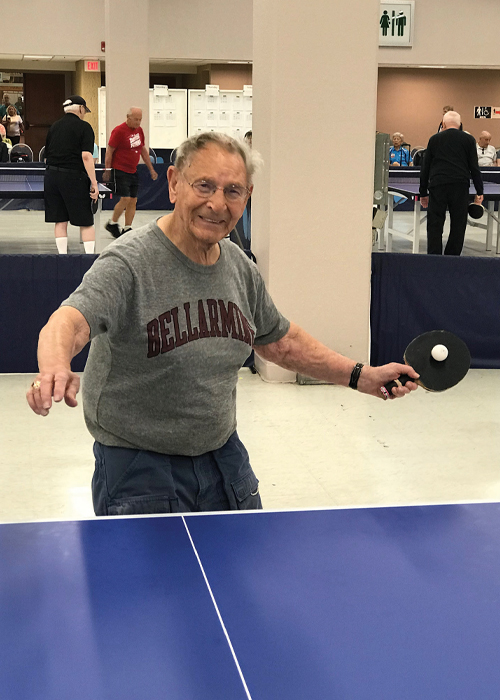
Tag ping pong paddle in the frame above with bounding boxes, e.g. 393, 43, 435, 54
90, 193, 104, 215
381, 330, 470, 399
468, 202, 484, 220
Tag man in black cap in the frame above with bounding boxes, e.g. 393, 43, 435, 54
420, 110, 483, 256
44, 95, 98, 254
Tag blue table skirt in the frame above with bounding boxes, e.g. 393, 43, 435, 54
0, 163, 173, 212
1, 252, 499, 373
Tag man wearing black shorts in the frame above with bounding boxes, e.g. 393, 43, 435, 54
44, 95, 98, 254
103, 107, 157, 238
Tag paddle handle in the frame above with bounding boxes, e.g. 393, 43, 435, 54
381, 373, 413, 398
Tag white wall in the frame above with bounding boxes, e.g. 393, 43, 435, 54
0, 0, 104, 57
379, 0, 500, 67
0, 0, 252, 63
148, 0, 252, 61
3, 0, 497, 69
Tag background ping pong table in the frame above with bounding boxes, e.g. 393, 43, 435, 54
381, 177, 500, 254
0, 168, 112, 253
1, 503, 500, 699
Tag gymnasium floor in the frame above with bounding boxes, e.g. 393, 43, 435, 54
1, 209, 499, 524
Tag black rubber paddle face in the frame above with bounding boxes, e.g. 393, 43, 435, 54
91, 198, 99, 215
468, 203, 484, 220
403, 330, 470, 392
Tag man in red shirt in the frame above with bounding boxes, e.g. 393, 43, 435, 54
103, 107, 158, 238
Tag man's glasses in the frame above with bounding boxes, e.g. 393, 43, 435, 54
186, 178, 250, 203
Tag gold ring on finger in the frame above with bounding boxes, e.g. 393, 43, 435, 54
31, 380, 42, 390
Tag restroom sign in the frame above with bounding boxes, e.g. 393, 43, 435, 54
475, 106, 492, 119
379, 2, 414, 47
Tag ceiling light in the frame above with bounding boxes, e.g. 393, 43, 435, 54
23, 55, 54, 61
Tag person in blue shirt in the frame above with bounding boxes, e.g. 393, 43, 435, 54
389, 132, 412, 167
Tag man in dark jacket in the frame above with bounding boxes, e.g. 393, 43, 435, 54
420, 110, 483, 255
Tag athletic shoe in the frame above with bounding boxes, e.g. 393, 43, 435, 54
122, 226, 132, 234
105, 221, 122, 239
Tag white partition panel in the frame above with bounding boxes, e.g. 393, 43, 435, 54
188, 88, 252, 140
98, 87, 188, 149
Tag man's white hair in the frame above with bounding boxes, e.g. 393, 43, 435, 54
63, 104, 81, 115
443, 111, 461, 127
174, 132, 263, 185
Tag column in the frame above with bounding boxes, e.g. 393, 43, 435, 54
74, 61, 101, 139
104, 0, 150, 144
252, 0, 379, 381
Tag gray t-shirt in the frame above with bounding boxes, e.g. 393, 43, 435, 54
62, 219, 290, 455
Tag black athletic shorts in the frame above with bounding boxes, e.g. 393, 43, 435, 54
44, 167, 94, 227
114, 168, 139, 198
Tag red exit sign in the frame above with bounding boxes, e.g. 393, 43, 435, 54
85, 60, 100, 72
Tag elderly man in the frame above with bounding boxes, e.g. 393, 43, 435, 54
0, 93, 18, 120
103, 107, 157, 238
27, 133, 418, 516
420, 111, 483, 255
44, 95, 98, 255
476, 131, 496, 167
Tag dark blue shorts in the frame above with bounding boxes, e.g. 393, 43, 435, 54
92, 431, 262, 516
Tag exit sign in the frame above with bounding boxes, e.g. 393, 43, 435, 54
85, 60, 100, 72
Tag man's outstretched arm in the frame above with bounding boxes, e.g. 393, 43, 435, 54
254, 322, 419, 399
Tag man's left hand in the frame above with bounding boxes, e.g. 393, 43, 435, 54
475, 194, 484, 205
420, 196, 429, 209
357, 363, 419, 400
150, 169, 158, 181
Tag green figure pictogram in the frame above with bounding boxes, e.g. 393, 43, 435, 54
395, 11, 407, 36
380, 10, 391, 35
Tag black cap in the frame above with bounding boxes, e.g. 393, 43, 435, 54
63, 95, 91, 113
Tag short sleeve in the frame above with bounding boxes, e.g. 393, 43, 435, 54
81, 122, 95, 155
251, 267, 290, 345
108, 126, 120, 149
61, 252, 134, 339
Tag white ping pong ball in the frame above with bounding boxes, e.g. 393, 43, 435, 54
431, 344, 448, 362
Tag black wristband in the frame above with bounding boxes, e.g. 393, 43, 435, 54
349, 362, 364, 390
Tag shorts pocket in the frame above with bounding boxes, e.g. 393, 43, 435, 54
106, 494, 179, 516
231, 470, 261, 510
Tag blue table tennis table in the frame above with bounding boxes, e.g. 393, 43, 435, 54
0, 168, 112, 252
1, 502, 500, 699
381, 177, 500, 254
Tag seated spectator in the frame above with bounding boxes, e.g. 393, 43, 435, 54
477, 131, 497, 166
2, 105, 24, 146
244, 130, 252, 148
0, 123, 12, 151
389, 132, 412, 166
0, 94, 18, 120
438, 105, 463, 133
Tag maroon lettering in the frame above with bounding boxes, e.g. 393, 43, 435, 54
238, 309, 255, 346
184, 302, 199, 342
158, 311, 175, 353
206, 299, 222, 337
218, 300, 237, 338
147, 319, 161, 357
197, 300, 210, 338
233, 303, 245, 341
170, 307, 188, 347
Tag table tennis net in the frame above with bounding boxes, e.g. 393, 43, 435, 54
0, 169, 45, 182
